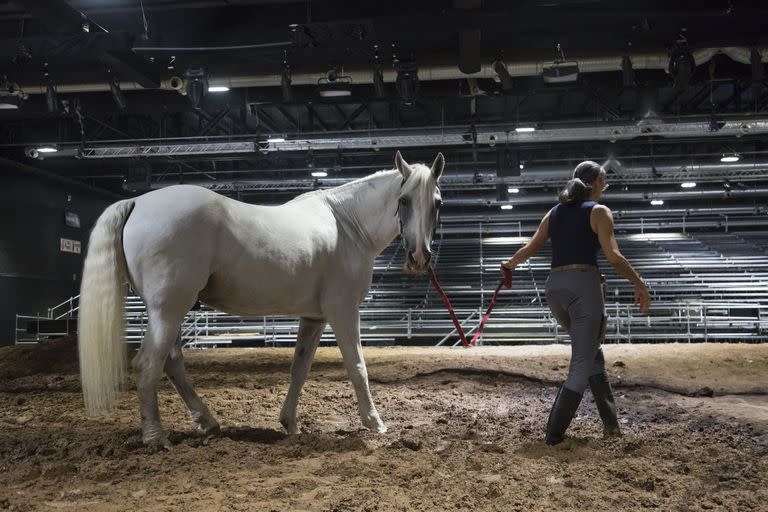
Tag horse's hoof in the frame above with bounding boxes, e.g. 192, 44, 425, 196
199, 421, 221, 436
144, 436, 173, 451
279, 414, 298, 435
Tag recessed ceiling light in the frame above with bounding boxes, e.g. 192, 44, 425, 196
37, 146, 58, 153
500, 204, 514, 210
508, 187, 520, 194
267, 137, 286, 143
208, 86, 230, 92
680, 182, 696, 188
650, 199, 664, 206
311, 170, 328, 178
720, 154, 740, 163
515, 126, 535, 133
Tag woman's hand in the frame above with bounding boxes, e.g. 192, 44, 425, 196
501, 259, 516, 273
634, 282, 651, 313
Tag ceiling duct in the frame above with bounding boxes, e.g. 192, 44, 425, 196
18, 46, 768, 94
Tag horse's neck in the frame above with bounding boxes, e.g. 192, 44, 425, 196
325, 171, 401, 255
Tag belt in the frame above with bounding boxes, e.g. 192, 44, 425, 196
550, 263, 599, 273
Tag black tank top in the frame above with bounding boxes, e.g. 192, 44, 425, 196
549, 200, 600, 268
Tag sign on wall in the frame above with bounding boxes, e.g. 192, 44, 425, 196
60, 238, 81, 254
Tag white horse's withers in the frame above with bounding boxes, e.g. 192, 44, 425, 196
78, 151, 444, 448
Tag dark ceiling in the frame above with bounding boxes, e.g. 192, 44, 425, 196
1, 0, 768, 221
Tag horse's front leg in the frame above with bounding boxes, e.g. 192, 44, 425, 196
330, 309, 386, 433
280, 317, 326, 434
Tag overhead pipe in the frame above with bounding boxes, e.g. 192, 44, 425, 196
19, 46, 768, 94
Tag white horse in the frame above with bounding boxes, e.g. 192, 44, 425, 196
78, 151, 444, 448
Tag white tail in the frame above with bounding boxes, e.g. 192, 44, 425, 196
78, 199, 135, 415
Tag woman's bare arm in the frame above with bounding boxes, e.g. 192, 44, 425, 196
592, 205, 651, 312
502, 210, 551, 270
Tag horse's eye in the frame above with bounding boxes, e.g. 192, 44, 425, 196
399, 197, 408, 206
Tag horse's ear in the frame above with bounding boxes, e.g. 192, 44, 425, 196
395, 150, 411, 179
431, 152, 445, 180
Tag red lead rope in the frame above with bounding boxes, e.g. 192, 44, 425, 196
428, 266, 513, 347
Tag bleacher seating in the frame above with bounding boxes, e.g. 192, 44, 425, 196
16, 227, 768, 346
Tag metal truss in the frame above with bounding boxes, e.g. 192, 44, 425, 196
79, 141, 256, 158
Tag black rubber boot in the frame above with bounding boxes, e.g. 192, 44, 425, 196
588, 372, 622, 437
545, 385, 583, 446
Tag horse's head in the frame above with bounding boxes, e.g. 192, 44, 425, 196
394, 150, 444, 275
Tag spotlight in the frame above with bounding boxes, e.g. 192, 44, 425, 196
318, 70, 352, 98
46, 83, 58, 113
281, 62, 292, 103
668, 42, 695, 95
109, 79, 127, 110
720, 154, 740, 163
311, 170, 327, 178
267, 137, 286, 143
373, 66, 385, 97
650, 199, 664, 206
500, 204, 513, 210
208, 85, 230, 92
680, 182, 696, 189
622, 55, 634, 88
515, 126, 535, 133
0, 83, 22, 109
508, 187, 520, 194
37, 146, 58, 153
493, 61, 514, 91
185, 67, 209, 109
395, 60, 419, 106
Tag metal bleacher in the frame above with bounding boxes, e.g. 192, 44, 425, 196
15, 226, 768, 347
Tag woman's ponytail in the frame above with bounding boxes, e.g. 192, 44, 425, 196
558, 178, 592, 204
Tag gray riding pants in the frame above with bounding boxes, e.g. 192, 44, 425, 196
545, 269, 607, 394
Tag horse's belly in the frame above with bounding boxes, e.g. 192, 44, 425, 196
199, 272, 322, 318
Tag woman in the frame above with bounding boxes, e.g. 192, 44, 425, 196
501, 161, 651, 445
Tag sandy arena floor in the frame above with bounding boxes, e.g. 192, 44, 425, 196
1, 340, 767, 511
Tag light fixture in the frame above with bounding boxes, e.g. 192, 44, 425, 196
0, 90, 22, 109
267, 137, 286, 143
395, 60, 419, 106
508, 187, 520, 194
500, 204, 513, 210
515, 126, 535, 133
680, 182, 696, 189
281, 53, 292, 102
519, 163, 524, 170
720, 154, 740, 163
109, 79, 127, 110
493, 60, 514, 91
37, 146, 58, 153
208, 85, 229, 93
46, 83, 58, 113
311, 170, 327, 178
650, 199, 664, 206
318, 71, 352, 98
185, 67, 208, 109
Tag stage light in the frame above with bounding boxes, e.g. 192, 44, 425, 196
720, 154, 740, 163
650, 199, 664, 206
515, 126, 535, 133
311, 170, 328, 178
681, 182, 696, 189
185, 67, 208, 109
493, 61, 514, 91
46, 83, 58, 113
395, 60, 419, 106
37, 146, 58, 153
109, 79, 127, 110
500, 204, 513, 210
508, 187, 520, 194
208, 85, 230, 92
267, 137, 286, 143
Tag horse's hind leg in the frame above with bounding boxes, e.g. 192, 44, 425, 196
164, 337, 220, 435
280, 317, 326, 434
132, 306, 188, 449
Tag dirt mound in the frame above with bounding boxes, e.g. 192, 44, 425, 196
0, 336, 79, 381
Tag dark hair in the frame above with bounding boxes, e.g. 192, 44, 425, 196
558, 161, 605, 204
